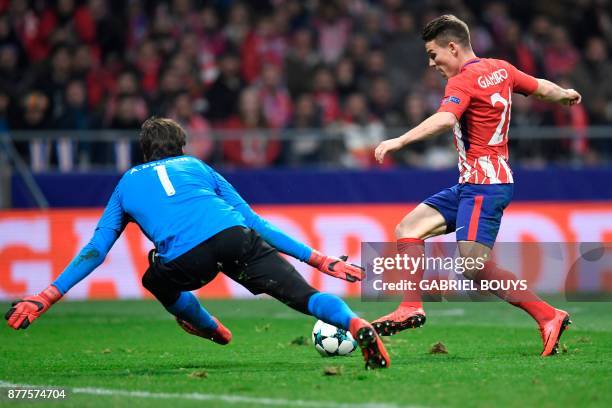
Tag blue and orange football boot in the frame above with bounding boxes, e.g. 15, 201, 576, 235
176, 316, 232, 345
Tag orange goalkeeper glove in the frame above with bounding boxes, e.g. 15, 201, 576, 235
5, 285, 62, 330
307, 250, 365, 282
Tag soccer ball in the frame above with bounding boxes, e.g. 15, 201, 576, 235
311, 320, 357, 357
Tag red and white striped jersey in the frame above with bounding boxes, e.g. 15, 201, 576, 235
437, 58, 539, 184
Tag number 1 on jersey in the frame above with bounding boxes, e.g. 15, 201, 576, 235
154, 165, 176, 196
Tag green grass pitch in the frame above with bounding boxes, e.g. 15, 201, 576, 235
1, 299, 611, 407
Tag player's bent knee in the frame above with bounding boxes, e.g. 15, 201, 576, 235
458, 241, 491, 281
141, 269, 180, 307
268, 281, 317, 315
281, 288, 318, 314
141, 268, 155, 291
395, 221, 425, 240
141, 268, 166, 296
395, 204, 446, 240
395, 221, 413, 239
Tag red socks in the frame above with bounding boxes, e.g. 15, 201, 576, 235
478, 261, 556, 322
397, 238, 424, 309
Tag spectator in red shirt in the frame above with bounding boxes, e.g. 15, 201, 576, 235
255, 63, 293, 129
313, 2, 351, 64
241, 15, 288, 83
170, 91, 214, 162
220, 87, 280, 167
71, 44, 107, 108
543, 26, 580, 79
135, 40, 161, 95
311, 66, 341, 125
499, 21, 537, 76
36, 0, 96, 60
340, 92, 386, 168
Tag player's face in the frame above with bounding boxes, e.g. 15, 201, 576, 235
425, 40, 461, 79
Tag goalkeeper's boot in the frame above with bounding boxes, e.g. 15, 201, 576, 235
539, 308, 571, 356
349, 318, 390, 369
176, 316, 232, 345
372, 305, 426, 336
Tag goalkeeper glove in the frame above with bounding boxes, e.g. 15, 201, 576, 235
5, 285, 62, 330
307, 250, 364, 282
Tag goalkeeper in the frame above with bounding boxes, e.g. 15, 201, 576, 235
5, 117, 389, 370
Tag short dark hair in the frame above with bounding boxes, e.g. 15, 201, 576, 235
139, 117, 186, 162
422, 14, 471, 48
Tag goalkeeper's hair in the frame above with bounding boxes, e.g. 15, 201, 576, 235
139, 117, 187, 162
422, 14, 471, 48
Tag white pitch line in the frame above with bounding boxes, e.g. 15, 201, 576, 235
0, 380, 420, 408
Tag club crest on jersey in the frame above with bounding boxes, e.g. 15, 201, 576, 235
442, 96, 461, 105
477, 68, 508, 89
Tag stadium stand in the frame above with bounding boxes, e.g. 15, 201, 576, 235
0, 0, 611, 174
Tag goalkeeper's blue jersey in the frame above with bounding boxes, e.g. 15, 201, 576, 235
119, 156, 247, 261
53, 155, 312, 294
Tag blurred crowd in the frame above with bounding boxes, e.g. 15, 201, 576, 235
0, 0, 611, 170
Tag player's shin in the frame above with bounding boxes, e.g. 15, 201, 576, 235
372, 238, 427, 335
307, 292, 357, 330
476, 261, 556, 322
166, 291, 218, 330
397, 238, 425, 309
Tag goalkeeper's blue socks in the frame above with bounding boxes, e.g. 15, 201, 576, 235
307, 292, 357, 330
166, 291, 218, 330
167, 291, 357, 332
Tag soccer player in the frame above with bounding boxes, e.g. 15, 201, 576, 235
5, 118, 390, 370
372, 15, 581, 356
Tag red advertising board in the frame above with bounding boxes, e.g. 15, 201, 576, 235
1, 203, 611, 300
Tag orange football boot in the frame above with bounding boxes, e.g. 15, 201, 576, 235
539, 308, 571, 356
372, 305, 426, 336
349, 318, 391, 369
176, 316, 232, 345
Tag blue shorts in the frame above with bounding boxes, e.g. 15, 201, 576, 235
423, 183, 513, 248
